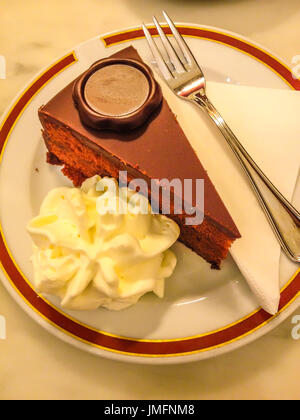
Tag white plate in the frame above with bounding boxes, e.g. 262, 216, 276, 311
0, 23, 299, 364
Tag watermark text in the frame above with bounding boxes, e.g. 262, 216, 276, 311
291, 55, 300, 80
0, 315, 6, 340
95, 171, 204, 226
0, 55, 6, 79
291, 315, 300, 340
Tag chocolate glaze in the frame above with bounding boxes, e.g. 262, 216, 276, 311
39, 46, 241, 239
85, 64, 149, 116
73, 57, 162, 132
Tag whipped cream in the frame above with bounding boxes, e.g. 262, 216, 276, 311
27, 176, 179, 310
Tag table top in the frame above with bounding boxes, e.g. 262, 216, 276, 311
0, 0, 300, 400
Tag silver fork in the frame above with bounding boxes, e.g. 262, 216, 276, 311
142, 10, 300, 263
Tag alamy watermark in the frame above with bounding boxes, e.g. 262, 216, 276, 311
291, 315, 300, 340
95, 171, 205, 225
0, 55, 6, 79
291, 55, 300, 80
0, 315, 6, 340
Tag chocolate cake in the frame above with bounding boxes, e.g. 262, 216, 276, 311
38, 46, 240, 268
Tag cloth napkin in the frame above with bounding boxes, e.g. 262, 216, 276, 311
160, 81, 300, 314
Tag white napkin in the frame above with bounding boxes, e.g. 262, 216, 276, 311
161, 82, 300, 315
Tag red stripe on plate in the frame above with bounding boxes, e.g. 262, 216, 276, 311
0, 224, 299, 355
0, 46, 299, 357
103, 27, 300, 90
0, 53, 76, 149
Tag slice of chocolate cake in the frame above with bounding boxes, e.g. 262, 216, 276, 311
38, 46, 240, 268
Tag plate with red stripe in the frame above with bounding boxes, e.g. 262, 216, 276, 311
0, 23, 299, 364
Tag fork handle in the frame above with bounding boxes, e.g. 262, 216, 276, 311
193, 93, 300, 263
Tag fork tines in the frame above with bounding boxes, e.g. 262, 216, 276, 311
142, 10, 197, 77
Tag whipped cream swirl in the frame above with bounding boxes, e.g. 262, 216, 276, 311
27, 176, 179, 310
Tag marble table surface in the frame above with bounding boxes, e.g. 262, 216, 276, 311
0, 0, 300, 400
